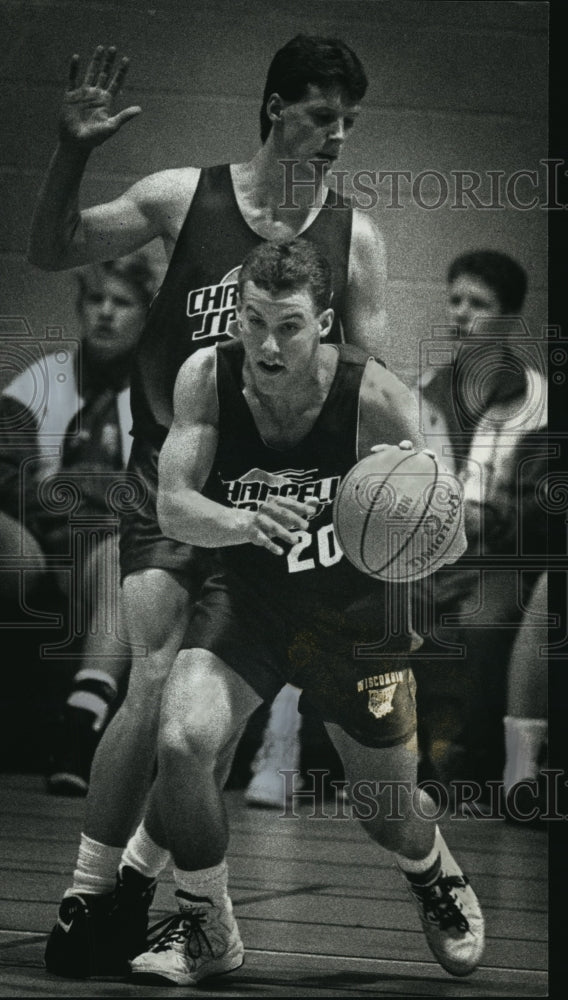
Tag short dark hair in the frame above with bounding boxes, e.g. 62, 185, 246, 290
238, 239, 332, 314
260, 34, 368, 142
447, 250, 528, 314
76, 253, 157, 311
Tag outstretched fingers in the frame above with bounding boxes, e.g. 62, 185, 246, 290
69, 46, 131, 97
251, 496, 318, 555
67, 53, 80, 90
83, 45, 105, 86
107, 55, 132, 96
96, 46, 117, 88
253, 516, 301, 555
268, 496, 317, 523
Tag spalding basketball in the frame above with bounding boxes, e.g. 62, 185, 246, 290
333, 445, 464, 582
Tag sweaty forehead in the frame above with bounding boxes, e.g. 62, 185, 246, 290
295, 82, 361, 114
240, 281, 317, 316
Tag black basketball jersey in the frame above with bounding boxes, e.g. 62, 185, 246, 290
207, 339, 393, 611
130, 163, 352, 447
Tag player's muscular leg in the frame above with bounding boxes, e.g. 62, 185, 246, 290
325, 723, 436, 857
79, 533, 130, 686
149, 649, 262, 869
84, 568, 190, 844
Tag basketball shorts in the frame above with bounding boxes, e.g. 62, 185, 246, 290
119, 435, 213, 587
184, 573, 417, 748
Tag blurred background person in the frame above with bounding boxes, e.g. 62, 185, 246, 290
418, 250, 531, 477
413, 250, 547, 797
0, 254, 156, 794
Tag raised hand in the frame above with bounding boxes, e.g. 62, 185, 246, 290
244, 496, 318, 556
59, 45, 142, 148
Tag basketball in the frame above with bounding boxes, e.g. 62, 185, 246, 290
333, 445, 464, 582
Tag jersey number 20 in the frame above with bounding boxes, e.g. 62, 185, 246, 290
287, 524, 343, 574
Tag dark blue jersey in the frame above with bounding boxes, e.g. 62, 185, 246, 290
130, 163, 352, 447
205, 340, 413, 659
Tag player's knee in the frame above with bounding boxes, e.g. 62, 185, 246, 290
158, 713, 220, 770
139, 625, 186, 660
158, 673, 231, 766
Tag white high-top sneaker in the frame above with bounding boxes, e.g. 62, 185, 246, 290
400, 830, 485, 977
130, 890, 244, 986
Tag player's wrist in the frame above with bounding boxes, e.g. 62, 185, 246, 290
231, 508, 256, 544
54, 136, 92, 162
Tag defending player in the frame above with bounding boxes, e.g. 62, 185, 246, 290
122, 240, 482, 985
32, 36, 389, 976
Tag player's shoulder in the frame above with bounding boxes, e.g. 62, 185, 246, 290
172, 347, 218, 418
351, 206, 385, 252
136, 166, 200, 194
130, 167, 202, 216
178, 344, 217, 382
349, 207, 386, 275
360, 357, 415, 411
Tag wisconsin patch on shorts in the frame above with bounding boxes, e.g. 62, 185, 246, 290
367, 684, 398, 719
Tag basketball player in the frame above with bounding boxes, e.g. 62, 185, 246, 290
31, 37, 388, 976
121, 240, 482, 985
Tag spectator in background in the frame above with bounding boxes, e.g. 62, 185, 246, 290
418, 250, 531, 477
413, 250, 547, 794
0, 254, 156, 794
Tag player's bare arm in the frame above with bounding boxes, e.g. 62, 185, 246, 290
357, 360, 425, 458
157, 350, 315, 554
344, 209, 387, 354
27, 46, 200, 270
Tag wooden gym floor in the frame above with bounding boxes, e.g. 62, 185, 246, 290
0, 773, 549, 998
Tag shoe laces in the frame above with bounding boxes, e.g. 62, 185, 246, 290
146, 908, 214, 958
411, 874, 471, 932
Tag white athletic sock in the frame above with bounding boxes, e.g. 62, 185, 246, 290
72, 667, 118, 694
68, 833, 123, 896
503, 716, 548, 793
395, 825, 442, 884
120, 822, 170, 880
173, 859, 230, 908
67, 669, 118, 731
